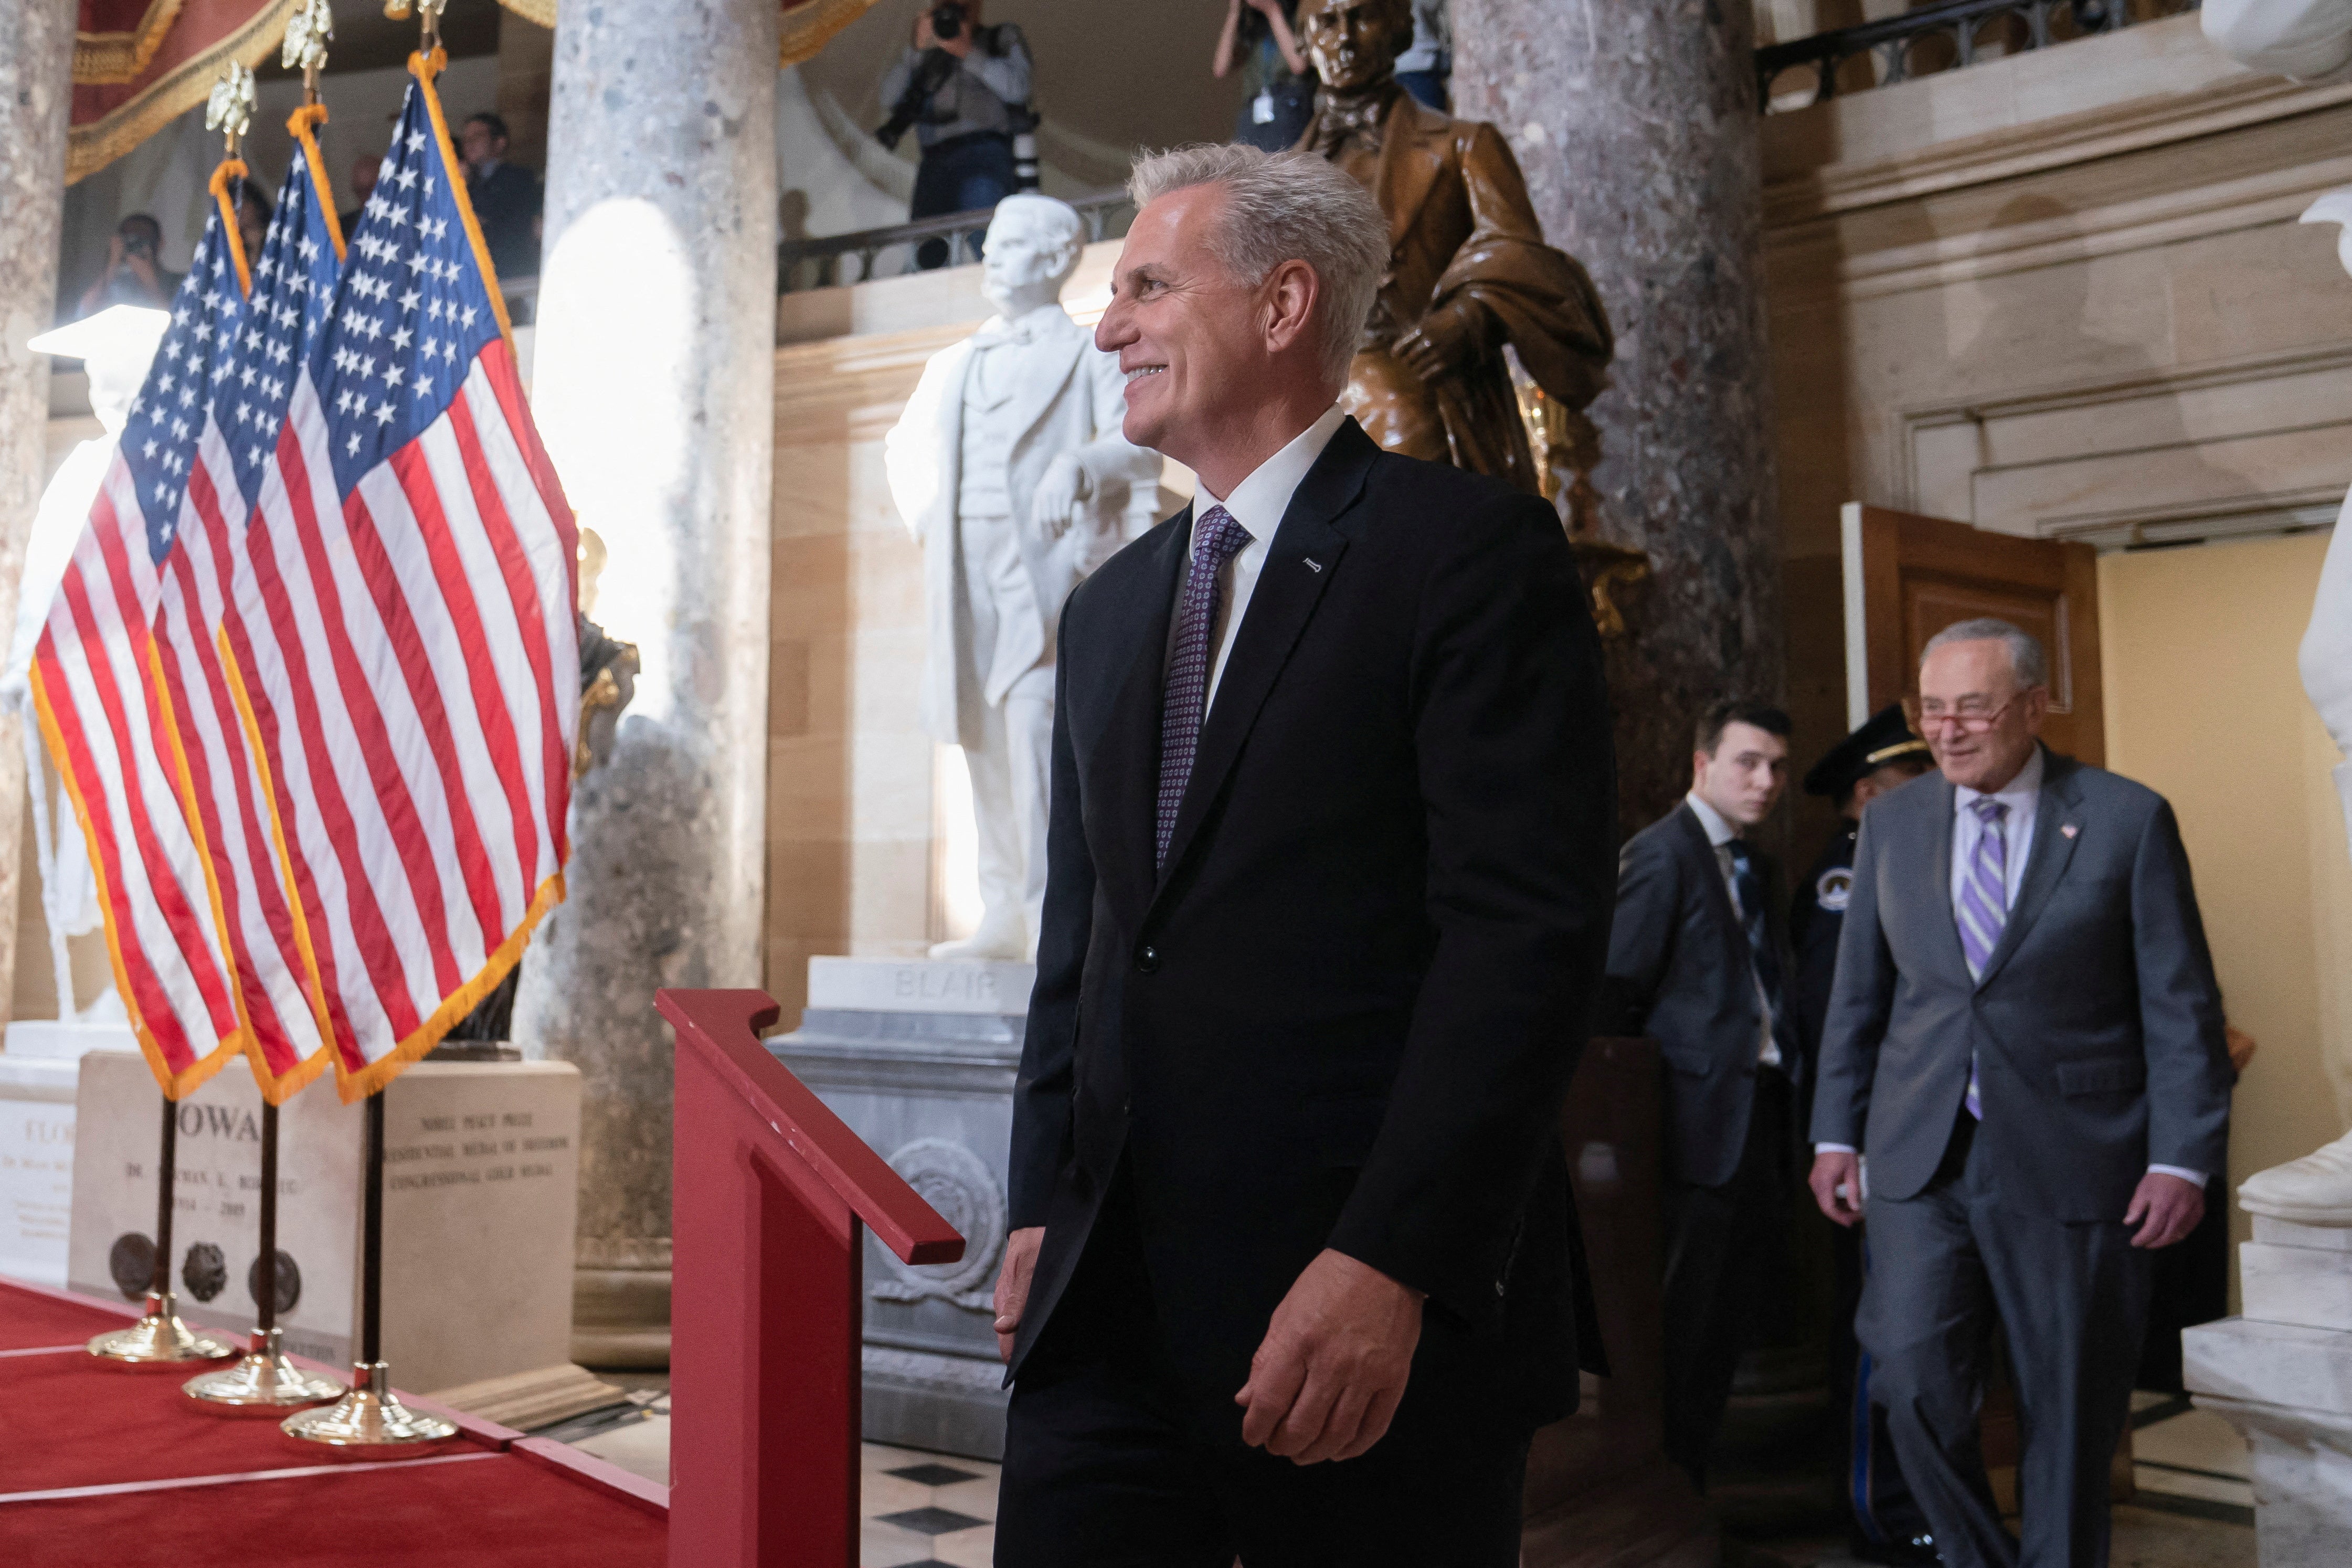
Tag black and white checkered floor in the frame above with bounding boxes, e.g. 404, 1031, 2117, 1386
542, 1389, 2252, 1566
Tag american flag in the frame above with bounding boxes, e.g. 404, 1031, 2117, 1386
226, 69, 578, 1098
151, 140, 347, 1102
28, 192, 256, 1096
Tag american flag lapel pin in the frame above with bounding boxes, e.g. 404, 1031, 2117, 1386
2061, 824, 2079, 839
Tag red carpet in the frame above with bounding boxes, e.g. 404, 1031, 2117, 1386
0, 1280, 665, 1565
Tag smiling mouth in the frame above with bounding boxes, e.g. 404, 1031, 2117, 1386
1124, 366, 1166, 385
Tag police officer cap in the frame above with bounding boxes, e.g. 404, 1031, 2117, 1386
1803, 704, 1931, 798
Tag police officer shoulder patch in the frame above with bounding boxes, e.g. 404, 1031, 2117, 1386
1816, 868, 1853, 913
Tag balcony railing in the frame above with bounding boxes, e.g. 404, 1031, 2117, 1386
1755, 0, 2202, 112
777, 189, 1137, 294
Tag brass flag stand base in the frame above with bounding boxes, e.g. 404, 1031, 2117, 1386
283, 1095, 453, 1446
282, 1359, 456, 1445
89, 1289, 237, 1365
94, 1097, 233, 1366
184, 1101, 338, 1409
184, 1325, 342, 1410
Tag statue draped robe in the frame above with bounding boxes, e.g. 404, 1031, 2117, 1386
1312, 89, 1613, 496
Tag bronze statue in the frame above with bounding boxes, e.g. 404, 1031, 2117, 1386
1294, 0, 1613, 499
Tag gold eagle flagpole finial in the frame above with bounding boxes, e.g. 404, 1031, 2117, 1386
284, 0, 335, 104
383, 0, 448, 58
205, 60, 257, 160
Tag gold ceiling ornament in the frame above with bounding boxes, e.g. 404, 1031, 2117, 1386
490, 0, 888, 68
67, 1, 299, 185
283, 0, 333, 98
205, 59, 257, 156
73, 0, 189, 86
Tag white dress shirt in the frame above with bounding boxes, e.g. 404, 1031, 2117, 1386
1818, 745, 2202, 1185
1184, 405, 1348, 716
1684, 791, 1782, 1068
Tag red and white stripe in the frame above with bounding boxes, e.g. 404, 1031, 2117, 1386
28, 462, 242, 1089
226, 338, 576, 1089
150, 423, 334, 1093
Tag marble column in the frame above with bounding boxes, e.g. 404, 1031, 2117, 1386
516, 1, 779, 1366
0, 7, 77, 1040
1454, 1, 1783, 834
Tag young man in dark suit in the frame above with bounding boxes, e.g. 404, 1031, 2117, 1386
1598, 701, 1800, 1489
986, 142, 1616, 1564
1810, 619, 2234, 1568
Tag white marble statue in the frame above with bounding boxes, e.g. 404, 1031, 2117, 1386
6, 306, 169, 1024
885, 195, 1160, 961
2206, 0, 2352, 1222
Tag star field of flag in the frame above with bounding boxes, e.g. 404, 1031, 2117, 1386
122, 201, 249, 564
315, 86, 503, 494
215, 153, 341, 492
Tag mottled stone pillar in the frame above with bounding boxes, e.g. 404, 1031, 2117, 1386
0, 7, 76, 1040
517, 0, 779, 1366
1454, 1, 1783, 835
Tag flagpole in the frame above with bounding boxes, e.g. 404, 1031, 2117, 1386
183, 1098, 342, 1408
282, 1090, 454, 1444
88, 1096, 236, 1365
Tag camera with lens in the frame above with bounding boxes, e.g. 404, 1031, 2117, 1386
929, 2, 967, 40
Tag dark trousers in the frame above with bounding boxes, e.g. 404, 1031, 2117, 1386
1834, 1224, 1933, 1553
1859, 1118, 2152, 1568
995, 1168, 1529, 1567
1660, 1066, 1791, 1488
911, 132, 1015, 269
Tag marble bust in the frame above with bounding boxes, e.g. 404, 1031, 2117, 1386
885, 196, 1160, 960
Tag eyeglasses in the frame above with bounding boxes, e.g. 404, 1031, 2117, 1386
1914, 698, 2018, 735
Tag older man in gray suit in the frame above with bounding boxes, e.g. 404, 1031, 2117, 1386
1809, 618, 2234, 1568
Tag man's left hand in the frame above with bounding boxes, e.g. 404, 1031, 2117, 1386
2125, 1170, 2206, 1249
1235, 1248, 1422, 1465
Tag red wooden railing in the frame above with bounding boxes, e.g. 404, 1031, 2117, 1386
660, 988, 966, 1568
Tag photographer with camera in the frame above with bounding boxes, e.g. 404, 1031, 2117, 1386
877, 1, 1034, 268
76, 214, 180, 318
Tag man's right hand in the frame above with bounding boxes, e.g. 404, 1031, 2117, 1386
1810, 1149, 1864, 1227
993, 1225, 1046, 1362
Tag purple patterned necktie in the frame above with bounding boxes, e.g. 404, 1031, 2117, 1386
1957, 797, 2009, 1118
1157, 505, 1252, 868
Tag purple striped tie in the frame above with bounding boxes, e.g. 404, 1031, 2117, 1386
1958, 797, 2009, 1119
1157, 505, 1252, 868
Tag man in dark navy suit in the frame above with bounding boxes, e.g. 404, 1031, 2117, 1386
1598, 700, 1800, 1489
986, 142, 1616, 1565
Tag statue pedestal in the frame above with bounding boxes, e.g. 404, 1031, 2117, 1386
2186, 1215, 2352, 1566
0, 1022, 136, 1287
768, 956, 1031, 1460
66, 1051, 584, 1398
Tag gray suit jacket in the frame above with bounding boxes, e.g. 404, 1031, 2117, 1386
1810, 750, 2232, 1221
1598, 803, 1794, 1189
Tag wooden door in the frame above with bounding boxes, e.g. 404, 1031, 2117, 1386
1840, 503, 2105, 766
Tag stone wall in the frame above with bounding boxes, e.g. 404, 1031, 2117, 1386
1763, 12, 2352, 1254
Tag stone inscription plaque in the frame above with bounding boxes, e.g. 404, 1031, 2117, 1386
68, 1055, 582, 1392
807, 956, 1036, 1016
0, 1060, 79, 1287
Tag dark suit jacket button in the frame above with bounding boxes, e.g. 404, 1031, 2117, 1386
1135, 945, 1160, 973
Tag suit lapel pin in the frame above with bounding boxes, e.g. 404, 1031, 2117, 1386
2061, 823, 2078, 839
1304, 558, 1323, 573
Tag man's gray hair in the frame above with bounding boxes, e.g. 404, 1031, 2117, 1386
1922, 617, 2049, 688
1127, 143, 1388, 386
